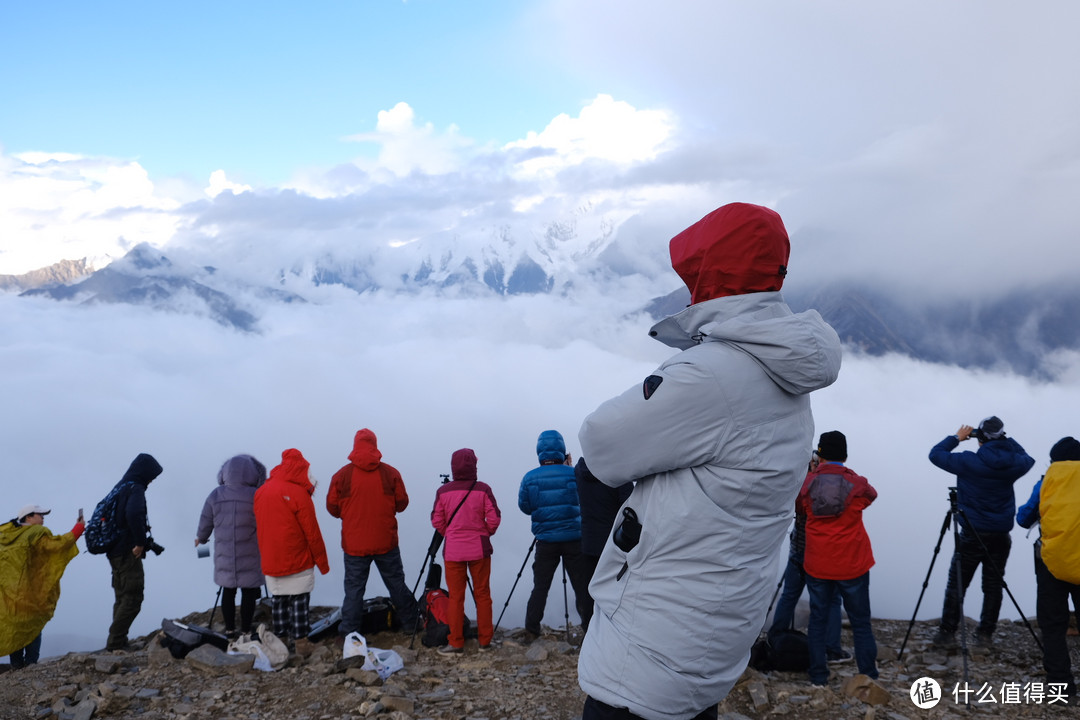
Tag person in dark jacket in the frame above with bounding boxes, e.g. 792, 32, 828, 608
928, 416, 1034, 648
518, 430, 590, 640
574, 457, 632, 633
326, 429, 418, 637
106, 453, 163, 651
195, 454, 267, 638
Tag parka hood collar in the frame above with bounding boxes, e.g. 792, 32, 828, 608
348, 429, 383, 471
648, 292, 842, 396
268, 448, 315, 493
218, 454, 267, 488
121, 453, 163, 488
536, 430, 567, 464
451, 448, 477, 483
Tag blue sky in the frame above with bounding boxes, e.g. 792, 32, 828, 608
1, 1, 583, 184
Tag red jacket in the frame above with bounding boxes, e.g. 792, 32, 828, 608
254, 449, 330, 578
798, 462, 876, 581
326, 429, 409, 556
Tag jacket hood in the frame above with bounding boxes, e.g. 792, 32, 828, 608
268, 448, 314, 493
978, 437, 1035, 473
648, 292, 842, 395
536, 430, 567, 464
121, 453, 163, 487
347, 429, 383, 471
218, 454, 267, 489
670, 202, 789, 305
451, 448, 477, 483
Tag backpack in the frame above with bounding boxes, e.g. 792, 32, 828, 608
420, 588, 452, 647
160, 618, 229, 659
360, 596, 401, 635
85, 481, 131, 554
748, 628, 810, 672
1039, 461, 1080, 584
806, 473, 852, 517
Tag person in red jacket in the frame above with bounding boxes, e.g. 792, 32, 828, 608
254, 449, 330, 656
431, 448, 501, 655
798, 431, 879, 686
327, 429, 419, 637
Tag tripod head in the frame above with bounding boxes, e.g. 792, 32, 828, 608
947, 486, 960, 513
439, 473, 450, 484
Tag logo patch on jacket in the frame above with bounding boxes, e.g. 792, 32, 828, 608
642, 375, 663, 400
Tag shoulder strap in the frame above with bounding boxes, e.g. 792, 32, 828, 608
444, 480, 478, 530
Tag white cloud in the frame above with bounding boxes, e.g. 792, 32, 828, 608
205, 169, 252, 198
341, 101, 474, 179
505, 93, 674, 177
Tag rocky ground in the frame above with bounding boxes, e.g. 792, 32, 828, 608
0, 607, 1076, 720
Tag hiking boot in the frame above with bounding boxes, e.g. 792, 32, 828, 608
974, 631, 994, 648
294, 637, 315, 658
521, 630, 540, 645
437, 643, 463, 656
477, 643, 492, 653
931, 629, 956, 648
826, 648, 852, 664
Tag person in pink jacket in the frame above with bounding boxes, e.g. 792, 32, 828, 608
430, 448, 501, 654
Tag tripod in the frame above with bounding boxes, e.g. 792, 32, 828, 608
495, 537, 536, 631
899, 488, 1042, 686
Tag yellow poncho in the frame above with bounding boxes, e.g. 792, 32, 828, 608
0, 521, 79, 656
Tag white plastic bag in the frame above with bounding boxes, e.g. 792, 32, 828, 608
343, 631, 404, 680
227, 624, 288, 671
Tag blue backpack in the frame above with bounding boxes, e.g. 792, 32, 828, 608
85, 481, 130, 554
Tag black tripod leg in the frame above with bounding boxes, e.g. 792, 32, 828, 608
209, 585, 223, 631
898, 509, 953, 660
495, 537, 537, 631
562, 560, 570, 643
954, 507, 1044, 654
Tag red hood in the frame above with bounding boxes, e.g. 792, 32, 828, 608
347, 429, 383, 471
670, 202, 789, 305
268, 448, 314, 493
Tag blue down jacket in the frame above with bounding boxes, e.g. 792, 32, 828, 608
929, 435, 1034, 533
518, 430, 581, 543
577, 291, 842, 720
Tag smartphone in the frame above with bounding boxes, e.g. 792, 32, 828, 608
78, 508, 84, 522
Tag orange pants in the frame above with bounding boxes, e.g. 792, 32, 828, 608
445, 557, 493, 648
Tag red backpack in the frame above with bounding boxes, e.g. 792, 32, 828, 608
420, 588, 452, 647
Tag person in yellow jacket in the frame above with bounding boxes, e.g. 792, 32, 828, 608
0, 504, 84, 668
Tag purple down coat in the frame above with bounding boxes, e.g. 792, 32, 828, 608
196, 454, 267, 589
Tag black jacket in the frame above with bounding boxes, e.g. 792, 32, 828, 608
108, 453, 163, 556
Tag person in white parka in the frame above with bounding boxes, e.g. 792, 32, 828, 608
577, 202, 843, 720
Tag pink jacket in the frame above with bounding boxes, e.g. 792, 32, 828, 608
430, 448, 501, 562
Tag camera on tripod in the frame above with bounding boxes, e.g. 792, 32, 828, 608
439, 473, 450, 484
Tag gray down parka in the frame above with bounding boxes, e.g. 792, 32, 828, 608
196, 454, 267, 589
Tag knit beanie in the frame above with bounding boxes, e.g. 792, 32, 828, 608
1050, 436, 1080, 462
817, 431, 848, 462
976, 416, 1006, 441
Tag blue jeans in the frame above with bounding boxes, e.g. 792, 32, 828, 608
768, 555, 842, 653
806, 572, 877, 684
342, 547, 419, 634
9, 633, 41, 668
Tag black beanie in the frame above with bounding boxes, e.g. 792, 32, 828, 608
817, 431, 847, 462
1050, 436, 1080, 462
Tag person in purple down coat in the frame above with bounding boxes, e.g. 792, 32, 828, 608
195, 454, 267, 638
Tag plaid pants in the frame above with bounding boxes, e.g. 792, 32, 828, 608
271, 592, 311, 640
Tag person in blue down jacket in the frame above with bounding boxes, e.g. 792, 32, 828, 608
195, 454, 267, 638
518, 430, 590, 640
928, 416, 1034, 649
577, 203, 842, 720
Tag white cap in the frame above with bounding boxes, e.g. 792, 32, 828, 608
16, 504, 50, 522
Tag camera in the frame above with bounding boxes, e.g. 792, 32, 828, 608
146, 537, 165, 556
613, 507, 642, 552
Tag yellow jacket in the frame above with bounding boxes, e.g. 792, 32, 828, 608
0, 521, 79, 656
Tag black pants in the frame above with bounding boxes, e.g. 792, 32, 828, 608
940, 528, 1011, 635
1034, 544, 1080, 688
221, 587, 261, 634
525, 540, 590, 635
583, 696, 717, 720
108, 551, 145, 649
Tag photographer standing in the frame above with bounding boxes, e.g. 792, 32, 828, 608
106, 453, 164, 651
929, 416, 1034, 648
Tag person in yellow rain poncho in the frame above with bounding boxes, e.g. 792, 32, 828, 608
1, 504, 84, 667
